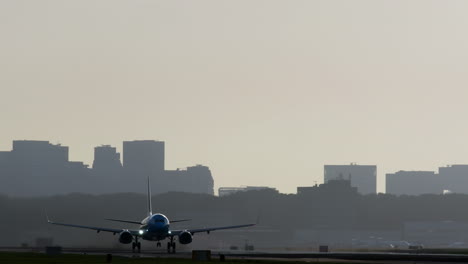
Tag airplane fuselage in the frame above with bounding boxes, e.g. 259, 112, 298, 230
139, 213, 170, 241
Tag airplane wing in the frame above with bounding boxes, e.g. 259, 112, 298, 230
171, 223, 255, 236
47, 219, 140, 236
105, 218, 142, 225
171, 219, 191, 223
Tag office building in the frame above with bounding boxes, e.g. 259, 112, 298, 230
92, 145, 122, 172
386, 171, 442, 195
324, 164, 376, 194
439, 165, 468, 194
11, 140, 69, 166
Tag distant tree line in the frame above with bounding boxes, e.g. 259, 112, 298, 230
1, 189, 468, 246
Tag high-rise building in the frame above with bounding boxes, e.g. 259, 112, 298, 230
163, 165, 215, 195
0, 151, 9, 165
0, 140, 93, 196
123, 140, 165, 177
11, 140, 69, 166
324, 164, 376, 194
92, 145, 122, 172
386, 171, 442, 195
439, 165, 468, 194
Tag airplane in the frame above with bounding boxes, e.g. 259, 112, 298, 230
47, 177, 255, 253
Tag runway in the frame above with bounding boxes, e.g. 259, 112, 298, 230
3, 247, 468, 263
224, 251, 468, 263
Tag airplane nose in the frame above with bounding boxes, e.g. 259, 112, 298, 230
148, 222, 167, 232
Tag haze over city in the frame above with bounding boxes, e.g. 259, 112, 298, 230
3, 1, 468, 194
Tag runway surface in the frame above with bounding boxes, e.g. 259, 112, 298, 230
224, 251, 468, 263
3, 247, 468, 263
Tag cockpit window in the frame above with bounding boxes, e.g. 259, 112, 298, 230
152, 216, 166, 223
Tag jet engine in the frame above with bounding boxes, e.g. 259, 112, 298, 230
118, 230, 133, 244
178, 231, 193, 244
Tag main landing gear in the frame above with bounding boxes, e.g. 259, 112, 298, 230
132, 236, 141, 253
167, 236, 176, 254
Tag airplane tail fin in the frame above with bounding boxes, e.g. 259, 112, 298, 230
147, 176, 153, 216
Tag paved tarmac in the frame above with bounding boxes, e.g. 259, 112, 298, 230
224, 251, 468, 263
3, 247, 468, 263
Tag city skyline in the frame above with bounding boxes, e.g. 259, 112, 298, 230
3, 1, 468, 194
0, 139, 214, 196
4, 138, 468, 196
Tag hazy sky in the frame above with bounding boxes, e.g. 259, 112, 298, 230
2, 0, 468, 193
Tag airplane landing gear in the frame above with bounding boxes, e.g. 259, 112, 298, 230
167, 236, 176, 254
132, 242, 141, 253
132, 237, 141, 253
